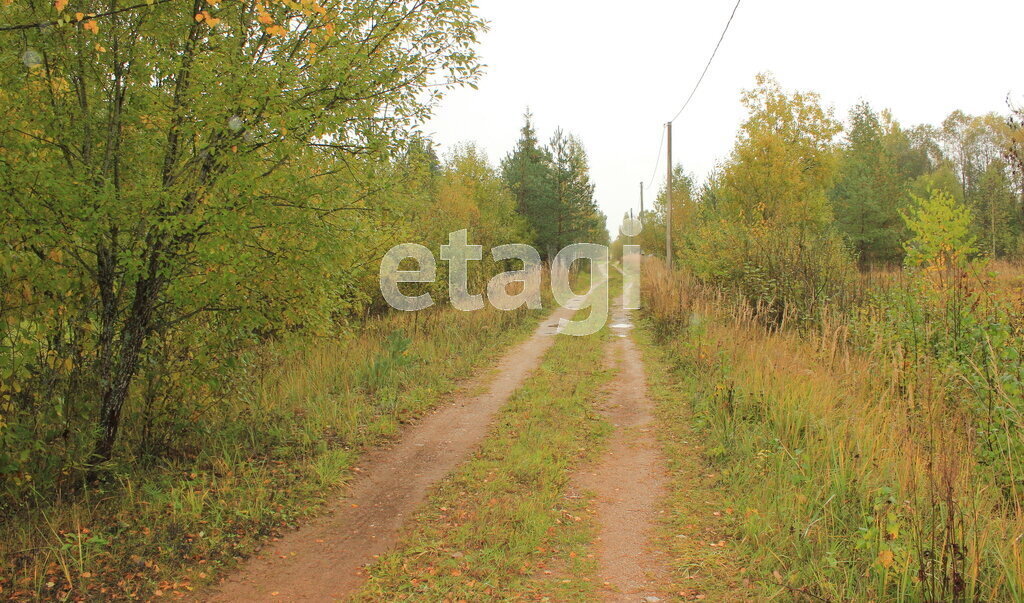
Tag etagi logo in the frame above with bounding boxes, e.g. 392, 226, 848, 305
379, 219, 643, 337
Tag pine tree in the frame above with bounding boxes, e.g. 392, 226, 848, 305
501, 111, 558, 256
550, 130, 604, 247
831, 103, 906, 264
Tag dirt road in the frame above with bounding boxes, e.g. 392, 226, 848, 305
575, 300, 672, 602
208, 300, 583, 601
207, 274, 675, 602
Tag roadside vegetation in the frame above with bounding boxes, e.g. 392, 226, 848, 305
0, 300, 544, 599
629, 74, 1024, 600
633, 324, 755, 601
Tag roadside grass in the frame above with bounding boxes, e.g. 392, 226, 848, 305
0, 302, 544, 600
641, 259, 1024, 601
356, 324, 613, 601
633, 324, 756, 602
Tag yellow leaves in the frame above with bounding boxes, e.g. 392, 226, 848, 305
74, 11, 83, 20
265, 24, 286, 36
46, 248, 63, 263
82, 19, 98, 34
43, 351, 73, 372
256, 7, 274, 24
94, 43, 106, 52
195, 10, 220, 26
205, 0, 219, 5
876, 549, 894, 569
54, 0, 67, 12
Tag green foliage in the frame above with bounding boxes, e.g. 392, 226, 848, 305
550, 128, 608, 247
358, 331, 412, 395
973, 158, 1020, 257
633, 163, 696, 260
0, 0, 487, 476
679, 74, 854, 326
831, 102, 907, 263
852, 270, 1024, 497
686, 219, 854, 326
901, 188, 977, 268
501, 111, 557, 254
501, 112, 607, 257
641, 261, 1024, 601
715, 73, 841, 232
0, 295, 541, 599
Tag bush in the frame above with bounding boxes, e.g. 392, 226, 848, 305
684, 221, 855, 328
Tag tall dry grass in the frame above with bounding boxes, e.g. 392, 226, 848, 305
642, 258, 1024, 601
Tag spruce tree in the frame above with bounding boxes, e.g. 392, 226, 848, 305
831, 103, 906, 264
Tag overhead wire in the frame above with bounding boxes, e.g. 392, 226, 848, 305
645, 126, 666, 192
641, 0, 742, 200
669, 0, 742, 124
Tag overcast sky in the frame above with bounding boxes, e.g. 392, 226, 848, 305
424, 0, 1023, 238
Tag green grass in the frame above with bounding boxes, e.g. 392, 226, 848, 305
356, 327, 613, 601
0, 303, 544, 600
633, 322, 756, 601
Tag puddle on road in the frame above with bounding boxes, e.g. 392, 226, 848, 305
609, 315, 634, 338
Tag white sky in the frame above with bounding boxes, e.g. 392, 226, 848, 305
424, 0, 1024, 237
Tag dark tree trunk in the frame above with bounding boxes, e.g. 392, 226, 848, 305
90, 255, 162, 468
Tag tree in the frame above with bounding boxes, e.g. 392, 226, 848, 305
501, 115, 606, 257
550, 129, 605, 247
902, 189, 977, 269
441, 144, 527, 248
883, 116, 938, 182
941, 111, 1010, 207
501, 111, 557, 256
683, 74, 851, 325
0, 0, 484, 467
641, 164, 695, 260
973, 159, 1019, 257
1005, 101, 1024, 224
830, 102, 906, 264
714, 73, 842, 233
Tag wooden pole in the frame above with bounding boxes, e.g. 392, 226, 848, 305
665, 122, 673, 269
640, 181, 644, 220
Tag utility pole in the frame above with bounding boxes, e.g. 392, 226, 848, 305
639, 181, 644, 221
665, 122, 673, 269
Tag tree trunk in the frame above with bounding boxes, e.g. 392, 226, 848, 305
90, 261, 162, 468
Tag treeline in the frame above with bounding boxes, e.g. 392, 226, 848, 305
631, 74, 1024, 321
501, 112, 609, 257
0, 0, 603, 515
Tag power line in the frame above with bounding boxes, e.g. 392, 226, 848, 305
645, 126, 666, 192
670, 0, 742, 123
640, 0, 742, 204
